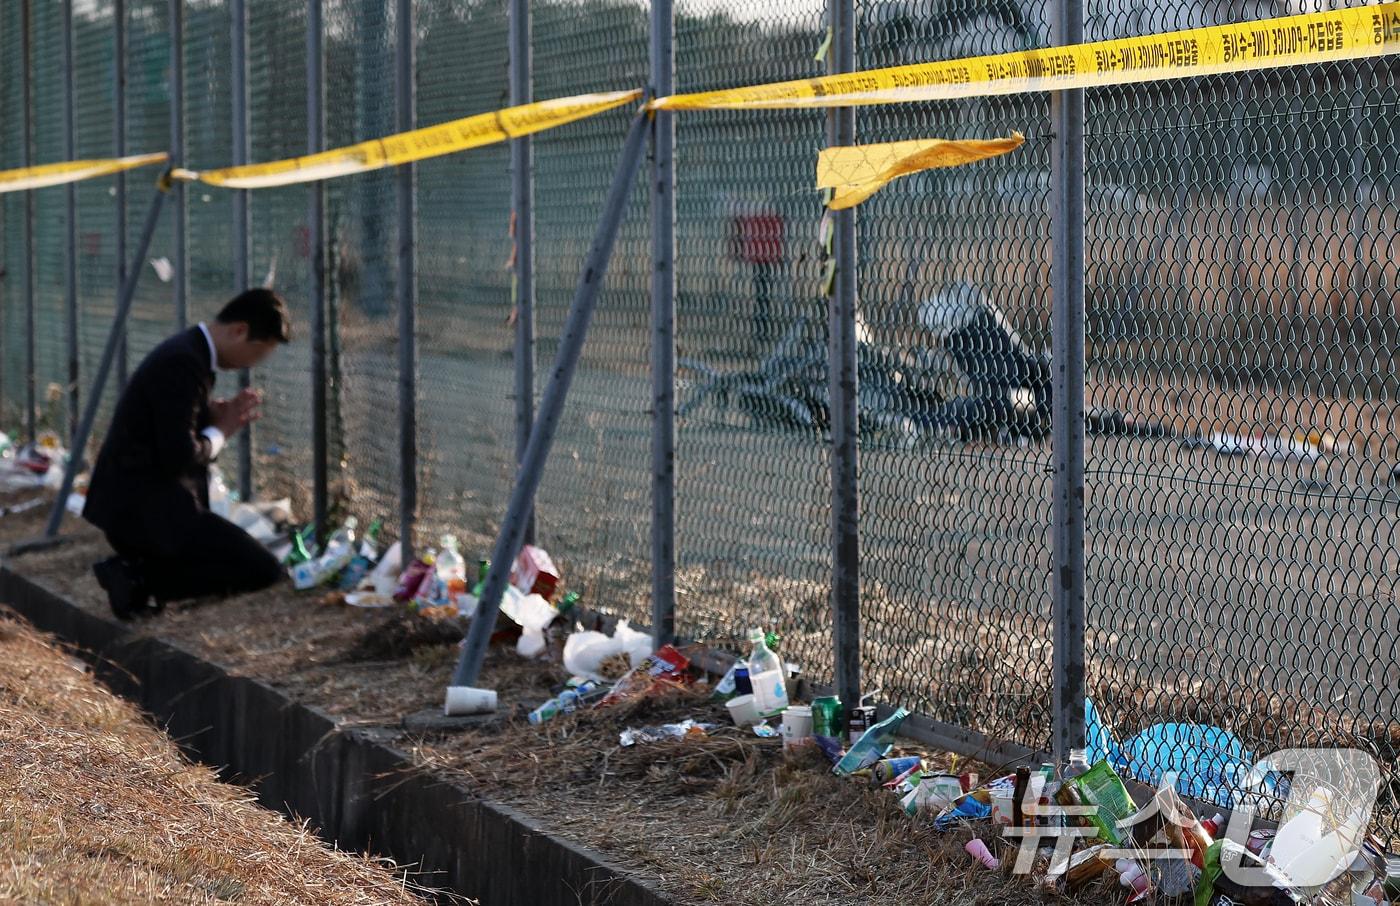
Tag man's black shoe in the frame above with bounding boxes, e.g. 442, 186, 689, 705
93, 557, 155, 620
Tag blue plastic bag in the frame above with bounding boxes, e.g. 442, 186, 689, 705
1116, 722, 1262, 807
1084, 696, 1119, 765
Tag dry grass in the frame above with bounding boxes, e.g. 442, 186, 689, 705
0, 606, 443, 906
411, 685, 1127, 906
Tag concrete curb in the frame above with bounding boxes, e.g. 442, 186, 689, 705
0, 566, 676, 906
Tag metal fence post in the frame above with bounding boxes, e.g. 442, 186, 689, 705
648, 0, 677, 648
231, 0, 253, 502
396, 0, 418, 562
510, 0, 536, 548
1049, 0, 1087, 760
115, 0, 129, 390
22, 0, 36, 444
452, 111, 650, 689
827, 0, 861, 710
308, 0, 328, 548
170, 0, 187, 331
63, 0, 79, 446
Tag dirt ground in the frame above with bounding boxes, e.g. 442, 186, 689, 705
0, 497, 1141, 906
0, 600, 438, 906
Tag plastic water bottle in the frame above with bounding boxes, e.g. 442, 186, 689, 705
747, 628, 788, 716
339, 518, 385, 591
437, 534, 467, 601
322, 517, 358, 564
292, 517, 357, 590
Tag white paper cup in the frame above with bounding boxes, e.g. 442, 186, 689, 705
990, 791, 1015, 826
781, 705, 814, 749
725, 693, 761, 727
444, 685, 498, 716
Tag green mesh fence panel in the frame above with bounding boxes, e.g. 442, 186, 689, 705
1082, 0, 1400, 837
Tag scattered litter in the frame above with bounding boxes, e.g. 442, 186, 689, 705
528, 680, 601, 724
337, 519, 386, 592
170, 508, 1385, 906
780, 703, 813, 750
618, 719, 716, 747
834, 707, 908, 776
964, 838, 999, 870
291, 517, 361, 590
511, 544, 559, 599
443, 685, 497, 716
562, 619, 655, 683
866, 755, 921, 787
725, 693, 760, 727
1066, 759, 1135, 846
597, 644, 691, 708
344, 591, 393, 609
0, 496, 44, 518
901, 772, 962, 816
1116, 721, 1263, 807
368, 541, 404, 595
745, 628, 788, 717
393, 554, 435, 603
501, 590, 558, 658
0, 434, 67, 492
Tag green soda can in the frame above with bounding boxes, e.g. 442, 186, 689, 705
812, 696, 844, 738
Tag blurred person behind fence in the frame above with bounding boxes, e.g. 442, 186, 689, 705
729, 201, 785, 350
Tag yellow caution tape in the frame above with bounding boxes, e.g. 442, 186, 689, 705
653, 3, 1400, 109
174, 90, 642, 190
0, 152, 169, 194
819, 134, 1025, 209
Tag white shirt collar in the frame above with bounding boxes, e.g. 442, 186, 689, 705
197, 322, 221, 372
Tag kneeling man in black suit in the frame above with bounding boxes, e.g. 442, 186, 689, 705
84, 289, 291, 619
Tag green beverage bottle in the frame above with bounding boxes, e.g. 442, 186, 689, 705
360, 517, 384, 557
285, 524, 316, 565
471, 558, 490, 596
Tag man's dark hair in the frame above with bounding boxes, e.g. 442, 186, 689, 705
216, 288, 292, 343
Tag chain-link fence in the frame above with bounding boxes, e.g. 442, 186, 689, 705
1, 0, 1397, 845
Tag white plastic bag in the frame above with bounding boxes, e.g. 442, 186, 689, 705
517, 628, 547, 659
613, 619, 653, 669
561, 619, 652, 682
501, 591, 557, 633
368, 541, 403, 595
562, 629, 623, 683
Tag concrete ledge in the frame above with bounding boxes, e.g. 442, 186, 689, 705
0, 566, 674, 906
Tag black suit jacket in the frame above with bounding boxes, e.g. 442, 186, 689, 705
84, 327, 218, 557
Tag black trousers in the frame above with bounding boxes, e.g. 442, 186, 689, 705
105, 511, 285, 603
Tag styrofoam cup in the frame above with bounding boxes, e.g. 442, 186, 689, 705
444, 685, 498, 716
725, 693, 761, 726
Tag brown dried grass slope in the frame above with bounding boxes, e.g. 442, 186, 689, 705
0, 607, 435, 906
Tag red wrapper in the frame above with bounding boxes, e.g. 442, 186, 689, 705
596, 644, 692, 707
